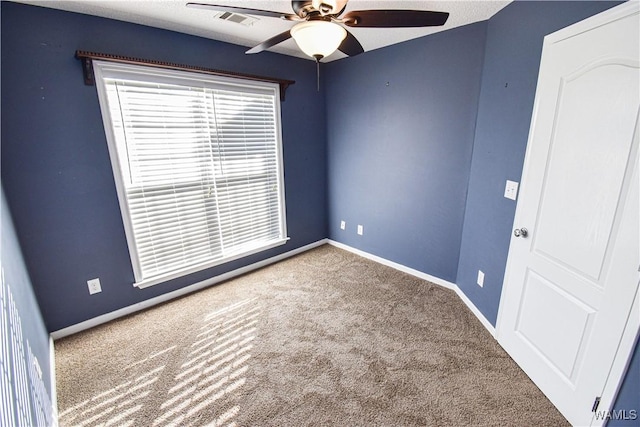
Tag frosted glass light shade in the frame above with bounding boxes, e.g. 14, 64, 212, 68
291, 21, 347, 59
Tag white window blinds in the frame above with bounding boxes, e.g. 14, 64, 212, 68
93, 61, 287, 288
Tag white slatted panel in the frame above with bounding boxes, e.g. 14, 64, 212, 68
95, 62, 286, 285
212, 91, 281, 255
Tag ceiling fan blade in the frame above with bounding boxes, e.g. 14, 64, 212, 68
338, 29, 364, 57
186, 2, 297, 20
342, 10, 449, 28
246, 30, 293, 54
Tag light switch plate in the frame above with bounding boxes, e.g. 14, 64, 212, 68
504, 180, 519, 201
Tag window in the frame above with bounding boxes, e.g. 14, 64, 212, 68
94, 61, 287, 288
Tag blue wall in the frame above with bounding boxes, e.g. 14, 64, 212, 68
456, 0, 623, 328
1, 0, 637, 423
1, 187, 56, 425
609, 338, 639, 426
1, 2, 327, 332
325, 22, 487, 282
446, 0, 636, 422
325, 0, 636, 420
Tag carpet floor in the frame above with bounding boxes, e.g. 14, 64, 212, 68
55, 245, 569, 426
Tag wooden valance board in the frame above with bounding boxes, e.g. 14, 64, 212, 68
75, 50, 295, 101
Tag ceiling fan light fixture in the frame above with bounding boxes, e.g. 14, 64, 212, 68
291, 20, 347, 59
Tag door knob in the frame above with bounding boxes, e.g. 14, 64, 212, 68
514, 227, 528, 238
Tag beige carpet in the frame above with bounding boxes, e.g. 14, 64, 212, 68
55, 245, 569, 426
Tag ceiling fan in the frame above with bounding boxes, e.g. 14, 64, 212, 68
186, 0, 450, 61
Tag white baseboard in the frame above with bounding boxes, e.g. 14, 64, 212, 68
49, 336, 59, 426
454, 287, 496, 338
327, 240, 456, 290
52, 238, 497, 341
51, 239, 328, 340
327, 239, 497, 338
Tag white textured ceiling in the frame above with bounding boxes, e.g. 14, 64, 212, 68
13, 0, 512, 61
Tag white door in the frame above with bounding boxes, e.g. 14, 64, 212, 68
496, 3, 640, 426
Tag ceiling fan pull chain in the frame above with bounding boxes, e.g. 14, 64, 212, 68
314, 54, 322, 92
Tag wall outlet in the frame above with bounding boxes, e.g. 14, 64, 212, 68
340, 220, 346, 230
504, 180, 519, 201
357, 225, 364, 235
477, 270, 485, 288
87, 278, 102, 295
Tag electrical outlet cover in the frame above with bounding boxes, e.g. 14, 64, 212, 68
87, 278, 102, 295
477, 270, 485, 288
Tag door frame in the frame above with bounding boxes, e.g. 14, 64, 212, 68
495, 2, 640, 425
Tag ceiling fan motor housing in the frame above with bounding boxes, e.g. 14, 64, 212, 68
311, 0, 348, 16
